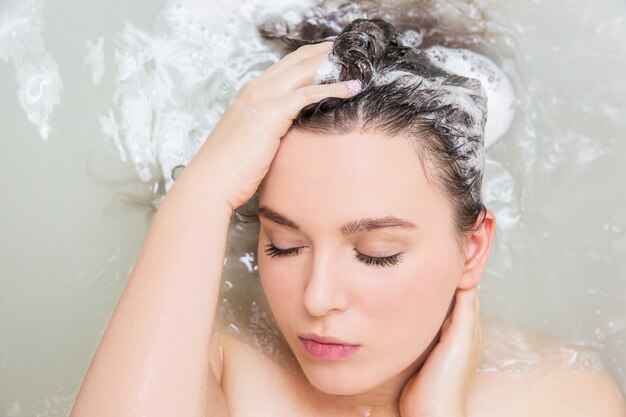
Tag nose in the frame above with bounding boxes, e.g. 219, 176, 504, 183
303, 251, 349, 317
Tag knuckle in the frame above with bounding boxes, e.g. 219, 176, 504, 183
299, 43, 318, 51
293, 57, 308, 69
302, 84, 343, 102
293, 55, 321, 73
336, 83, 351, 96
301, 86, 321, 101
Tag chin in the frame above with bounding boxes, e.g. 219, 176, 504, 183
307, 372, 373, 396
296, 356, 384, 396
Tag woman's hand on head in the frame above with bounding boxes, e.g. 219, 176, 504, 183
399, 287, 483, 417
193, 41, 362, 211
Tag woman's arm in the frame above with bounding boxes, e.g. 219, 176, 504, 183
71, 159, 233, 417
70, 41, 361, 417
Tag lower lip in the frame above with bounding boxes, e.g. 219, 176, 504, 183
299, 338, 361, 361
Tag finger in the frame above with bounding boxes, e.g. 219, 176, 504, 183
275, 80, 363, 120
439, 315, 453, 341
264, 51, 335, 97
442, 287, 478, 345
475, 313, 484, 362
259, 41, 333, 81
472, 292, 484, 365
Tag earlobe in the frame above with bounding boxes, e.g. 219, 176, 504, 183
458, 209, 496, 290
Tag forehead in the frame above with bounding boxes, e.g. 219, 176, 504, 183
258, 128, 450, 232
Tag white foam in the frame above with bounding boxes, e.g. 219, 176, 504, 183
97, 0, 315, 192
313, 58, 489, 187
425, 45, 516, 149
84, 36, 105, 85
88, 0, 514, 193
0, 0, 63, 141
313, 57, 340, 84
398, 29, 423, 48
98, 110, 127, 162
371, 69, 413, 85
370, 68, 487, 189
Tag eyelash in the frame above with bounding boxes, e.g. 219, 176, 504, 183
263, 243, 402, 268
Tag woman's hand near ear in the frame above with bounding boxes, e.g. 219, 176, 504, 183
399, 287, 483, 417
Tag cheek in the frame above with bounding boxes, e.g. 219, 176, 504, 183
258, 251, 301, 321
357, 247, 461, 346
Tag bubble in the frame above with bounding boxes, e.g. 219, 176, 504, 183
604, 220, 624, 237
171, 164, 185, 181
238, 251, 256, 273
606, 319, 626, 334
594, 328, 607, 343
397, 29, 423, 48
227, 323, 240, 334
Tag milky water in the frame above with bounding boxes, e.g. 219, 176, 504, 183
1, 0, 626, 414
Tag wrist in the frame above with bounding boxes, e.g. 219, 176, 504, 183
167, 157, 235, 219
187, 144, 254, 213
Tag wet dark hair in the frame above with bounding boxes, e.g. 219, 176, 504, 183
250, 17, 488, 250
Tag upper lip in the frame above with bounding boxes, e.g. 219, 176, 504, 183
299, 333, 360, 346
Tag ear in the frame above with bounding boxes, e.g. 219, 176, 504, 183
457, 209, 496, 290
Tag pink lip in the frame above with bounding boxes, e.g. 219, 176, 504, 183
299, 333, 361, 361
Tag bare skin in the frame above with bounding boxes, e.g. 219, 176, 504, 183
253, 126, 487, 417
70, 41, 626, 417
212, 318, 626, 417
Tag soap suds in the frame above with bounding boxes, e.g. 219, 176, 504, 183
313, 56, 340, 85
89, 0, 514, 195
84, 37, 105, 85
367, 64, 487, 195
0, 0, 63, 141
425, 45, 516, 148
98, 0, 315, 192
313, 43, 515, 199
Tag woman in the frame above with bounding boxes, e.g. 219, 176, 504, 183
71, 19, 625, 417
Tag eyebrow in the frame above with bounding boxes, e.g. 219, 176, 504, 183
257, 205, 417, 236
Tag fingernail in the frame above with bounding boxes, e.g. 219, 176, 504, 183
345, 79, 362, 95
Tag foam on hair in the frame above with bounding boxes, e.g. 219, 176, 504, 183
260, 17, 489, 236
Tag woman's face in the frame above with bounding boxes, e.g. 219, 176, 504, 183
257, 128, 467, 396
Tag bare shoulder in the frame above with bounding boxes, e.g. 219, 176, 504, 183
209, 329, 313, 416
470, 364, 626, 417
469, 316, 626, 417
209, 330, 286, 385
210, 329, 300, 379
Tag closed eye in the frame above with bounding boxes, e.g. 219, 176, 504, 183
264, 242, 303, 258
263, 242, 402, 268
354, 249, 402, 267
